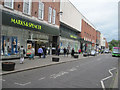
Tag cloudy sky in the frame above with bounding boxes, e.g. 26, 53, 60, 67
69, 0, 119, 42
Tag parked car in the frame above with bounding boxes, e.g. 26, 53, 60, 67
104, 49, 109, 53
96, 51, 99, 55
90, 50, 96, 56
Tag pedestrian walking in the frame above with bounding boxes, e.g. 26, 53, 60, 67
71, 48, 74, 57
38, 46, 43, 58
63, 48, 67, 56
31, 46, 35, 59
57, 46, 60, 56
66, 48, 69, 57
42, 46, 46, 58
19, 46, 25, 64
78, 49, 81, 54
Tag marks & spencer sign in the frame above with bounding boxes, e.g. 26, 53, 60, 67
2, 10, 42, 31
11, 18, 41, 30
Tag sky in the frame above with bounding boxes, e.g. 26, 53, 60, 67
69, 0, 119, 42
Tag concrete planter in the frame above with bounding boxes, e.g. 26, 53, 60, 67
52, 57, 59, 62
74, 55, 79, 58
2, 62, 15, 71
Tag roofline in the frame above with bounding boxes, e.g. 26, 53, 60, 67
68, 0, 96, 29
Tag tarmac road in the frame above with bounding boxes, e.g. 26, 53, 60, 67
2, 54, 118, 88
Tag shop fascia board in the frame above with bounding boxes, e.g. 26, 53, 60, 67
27, 39, 48, 42
2, 10, 59, 36
1, 7, 60, 29
60, 37, 79, 43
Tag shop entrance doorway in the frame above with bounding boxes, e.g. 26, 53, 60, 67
52, 36, 58, 55
35, 40, 49, 56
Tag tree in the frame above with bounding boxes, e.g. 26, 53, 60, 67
109, 39, 119, 50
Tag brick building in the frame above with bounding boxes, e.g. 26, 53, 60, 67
81, 19, 96, 51
0, 0, 61, 59
104, 38, 109, 49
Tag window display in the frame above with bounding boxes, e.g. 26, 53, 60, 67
12, 37, 17, 54
2, 36, 18, 56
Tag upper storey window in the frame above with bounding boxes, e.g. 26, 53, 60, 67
4, 0, 14, 9
23, 0, 32, 15
38, 0, 44, 20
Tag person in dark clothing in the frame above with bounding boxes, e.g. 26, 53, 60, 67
66, 48, 69, 57
63, 48, 67, 56
71, 48, 74, 57
42, 46, 46, 58
57, 46, 60, 56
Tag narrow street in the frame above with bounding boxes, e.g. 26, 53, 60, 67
2, 54, 118, 88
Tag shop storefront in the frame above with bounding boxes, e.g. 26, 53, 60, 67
59, 23, 81, 53
80, 40, 92, 52
1, 10, 59, 59
60, 37, 80, 53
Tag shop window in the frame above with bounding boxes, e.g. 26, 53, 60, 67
38, 1, 44, 20
23, 0, 32, 15
52, 9, 56, 24
48, 7, 52, 23
4, 0, 14, 9
1, 36, 18, 56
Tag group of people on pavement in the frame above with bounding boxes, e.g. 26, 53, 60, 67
56, 46, 77, 58
19, 46, 35, 64
19, 45, 47, 64
38, 46, 46, 58
19, 45, 82, 64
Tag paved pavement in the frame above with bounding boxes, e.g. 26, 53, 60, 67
2, 54, 118, 88
1, 54, 87, 75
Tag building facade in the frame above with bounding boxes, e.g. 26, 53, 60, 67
59, 0, 82, 53
81, 19, 96, 51
100, 34, 105, 50
96, 30, 101, 51
1, 0, 60, 59
0, 0, 108, 59
104, 38, 109, 49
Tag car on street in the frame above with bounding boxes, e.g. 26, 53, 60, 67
104, 49, 109, 53
96, 51, 99, 55
90, 50, 96, 56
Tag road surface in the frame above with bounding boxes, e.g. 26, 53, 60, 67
2, 54, 118, 88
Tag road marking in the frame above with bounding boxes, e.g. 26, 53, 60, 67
50, 71, 69, 79
100, 67, 117, 90
14, 82, 31, 86
38, 77, 45, 80
68, 67, 77, 72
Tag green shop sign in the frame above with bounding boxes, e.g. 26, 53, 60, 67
11, 18, 41, 30
70, 35, 77, 39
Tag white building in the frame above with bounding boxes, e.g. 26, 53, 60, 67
100, 34, 105, 49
